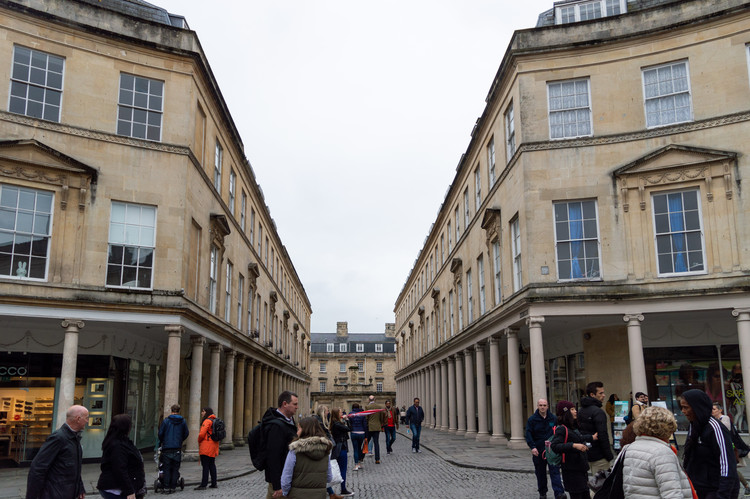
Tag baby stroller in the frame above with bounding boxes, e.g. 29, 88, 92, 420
153, 447, 185, 494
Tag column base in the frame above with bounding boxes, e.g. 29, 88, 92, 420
182, 451, 200, 462
439, 425, 449, 431
456, 429, 466, 436
507, 437, 527, 449
464, 431, 478, 439
475, 431, 491, 441
219, 442, 235, 451
232, 438, 246, 447
490, 434, 509, 444
448, 427, 457, 433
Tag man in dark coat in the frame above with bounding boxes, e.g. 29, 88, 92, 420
264, 390, 299, 499
525, 399, 564, 499
158, 403, 190, 493
26, 404, 88, 499
405, 397, 425, 452
577, 381, 613, 475
681, 389, 739, 499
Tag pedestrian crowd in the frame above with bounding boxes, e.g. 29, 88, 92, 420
22, 380, 750, 499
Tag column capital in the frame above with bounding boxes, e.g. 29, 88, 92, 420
190, 335, 206, 347
488, 335, 501, 346
441, 358, 449, 366
623, 314, 645, 324
164, 324, 183, 337
235, 353, 246, 362
463, 346, 474, 356
210, 343, 223, 354
525, 316, 545, 327
261, 364, 269, 371
732, 308, 750, 319
61, 319, 85, 330
475, 342, 485, 352
504, 327, 519, 339
225, 349, 237, 360
447, 355, 456, 365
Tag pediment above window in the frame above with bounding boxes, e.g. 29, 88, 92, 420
0, 139, 98, 211
613, 144, 737, 211
209, 214, 230, 249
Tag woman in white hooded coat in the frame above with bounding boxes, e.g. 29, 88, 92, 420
623, 406, 693, 498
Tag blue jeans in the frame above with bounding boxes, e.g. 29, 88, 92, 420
532, 452, 564, 497
350, 433, 365, 464
384, 426, 396, 452
409, 423, 421, 450
337, 448, 349, 492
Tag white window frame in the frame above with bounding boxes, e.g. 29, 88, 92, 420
376, 361, 383, 372
250, 208, 255, 245
553, 199, 601, 281
320, 361, 327, 373
356, 343, 364, 353
240, 191, 247, 232
474, 167, 482, 209
375, 343, 383, 353
320, 381, 327, 392
463, 188, 471, 229
116, 73, 163, 141
0, 184, 54, 281
548, 78, 592, 140
213, 140, 222, 192
326, 343, 334, 353
488, 136, 497, 185
9, 46, 65, 123
642, 60, 692, 129
447, 221, 453, 253
457, 281, 464, 330
358, 361, 364, 373
555, 0, 625, 24
339, 343, 347, 353
340, 361, 346, 373
106, 201, 156, 289
440, 234, 445, 264
466, 270, 473, 323
493, 240, 502, 306
376, 382, 383, 393
478, 255, 486, 315
511, 217, 522, 292
209, 246, 218, 314
224, 261, 233, 322
237, 274, 244, 330
449, 290, 455, 336
651, 189, 706, 277
455, 207, 460, 241
505, 103, 515, 161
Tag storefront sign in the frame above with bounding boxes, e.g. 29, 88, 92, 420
0, 366, 27, 376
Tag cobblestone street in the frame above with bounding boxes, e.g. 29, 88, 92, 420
173, 435, 538, 499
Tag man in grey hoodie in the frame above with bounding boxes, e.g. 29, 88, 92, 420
158, 404, 190, 494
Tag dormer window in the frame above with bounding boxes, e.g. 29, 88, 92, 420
555, 0, 625, 25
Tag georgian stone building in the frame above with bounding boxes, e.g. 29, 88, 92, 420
395, 0, 750, 448
0, 0, 311, 465
310, 322, 397, 413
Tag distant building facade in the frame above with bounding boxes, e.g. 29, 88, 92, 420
310, 322, 397, 413
395, 0, 750, 448
0, 0, 311, 465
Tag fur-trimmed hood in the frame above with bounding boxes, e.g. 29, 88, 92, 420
288, 436, 331, 461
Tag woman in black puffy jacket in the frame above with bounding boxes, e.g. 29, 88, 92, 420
550, 401, 597, 499
96, 414, 145, 499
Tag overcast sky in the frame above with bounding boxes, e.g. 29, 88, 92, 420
153, 0, 553, 333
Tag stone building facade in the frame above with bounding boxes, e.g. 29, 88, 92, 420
0, 0, 311, 465
309, 322, 397, 414
395, 0, 750, 448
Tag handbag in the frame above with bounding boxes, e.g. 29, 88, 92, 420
331, 441, 343, 460
327, 458, 343, 486
592, 449, 626, 499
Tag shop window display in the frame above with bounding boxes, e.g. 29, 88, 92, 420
646, 345, 746, 432
548, 353, 586, 412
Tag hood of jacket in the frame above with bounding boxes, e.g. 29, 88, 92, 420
580, 396, 601, 409
262, 407, 294, 426
682, 389, 713, 428
288, 436, 331, 461
166, 414, 185, 425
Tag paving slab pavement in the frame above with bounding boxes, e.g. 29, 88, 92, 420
1, 427, 535, 499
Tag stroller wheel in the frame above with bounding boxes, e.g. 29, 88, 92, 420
179, 477, 185, 490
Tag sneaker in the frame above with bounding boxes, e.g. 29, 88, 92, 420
340, 491, 355, 497
375, 460, 380, 464
416, 449, 422, 453
352, 464, 360, 471
193, 486, 206, 491
209, 485, 218, 489
412, 448, 416, 453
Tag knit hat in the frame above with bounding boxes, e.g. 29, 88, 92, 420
556, 400, 575, 418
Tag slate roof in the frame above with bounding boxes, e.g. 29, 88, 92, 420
311, 332, 394, 344
76, 0, 179, 27
536, 0, 680, 27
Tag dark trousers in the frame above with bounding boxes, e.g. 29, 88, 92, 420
351, 433, 365, 464
161, 449, 182, 490
199, 455, 216, 487
337, 448, 349, 492
369, 430, 381, 460
409, 423, 422, 450
532, 452, 564, 496
384, 426, 396, 452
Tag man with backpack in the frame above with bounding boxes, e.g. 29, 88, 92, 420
525, 399, 565, 499
158, 403, 189, 494
254, 391, 298, 499
578, 381, 614, 476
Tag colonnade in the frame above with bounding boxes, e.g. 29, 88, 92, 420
396, 309, 750, 448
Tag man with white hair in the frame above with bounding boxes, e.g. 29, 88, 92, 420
27, 404, 89, 499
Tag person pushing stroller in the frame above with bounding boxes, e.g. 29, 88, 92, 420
158, 404, 189, 494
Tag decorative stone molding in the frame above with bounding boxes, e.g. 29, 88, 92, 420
209, 214, 231, 250
431, 288, 440, 310
61, 319, 85, 330
481, 208, 502, 250
623, 314, 645, 324
247, 263, 260, 289
526, 316, 545, 327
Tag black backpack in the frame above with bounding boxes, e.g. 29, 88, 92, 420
210, 417, 226, 442
248, 421, 267, 470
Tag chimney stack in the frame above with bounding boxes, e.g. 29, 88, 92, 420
336, 322, 348, 337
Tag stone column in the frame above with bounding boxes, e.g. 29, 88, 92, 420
475, 343, 489, 440
421, 369, 427, 408
163, 325, 183, 418
252, 361, 262, 424
624, 314, 647, 397
428, 365, 436, 427
233, 355, 246, 445
208, 344, 222, 412
489, 336, 507, 444
441, 360, 449, 431
734, 309, 750, 431
260, 366, 269, 413
273, 369, 281, 404
527, 316, 547, 405
464, 348, 477, 436
506, 328, 525, 449
56, 319, 84, 428
455, 354, 466, 435
448, 356, 457, 432
186, 336, 205, 456
222, 350, 235, 449
243, 359, 255, 435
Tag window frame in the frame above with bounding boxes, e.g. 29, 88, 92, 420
224, 261, 233, 322
504, 103, 515, 161
641, 60, 693, 129
553, 199, 602, 281
9, 45, 65, 123
474, 166, 482, 209
651, 188, 706, 277
493, 239, 502, 306
213, 140, 223, 192
511, 217, 522, 292
375, 343, 383, 353
488, 136, 497, 186
208, 245, 218, 314
319, 361, 327, 373
116, 73, 164, 141
228, 169, 236, 216
356, 343, 364, 353
106, 201, 156, 290
326, 343, 334, 353
547, 78, 593, 140
478, 255, 486, 315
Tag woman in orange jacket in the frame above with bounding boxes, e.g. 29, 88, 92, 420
195, 407, 219, 490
